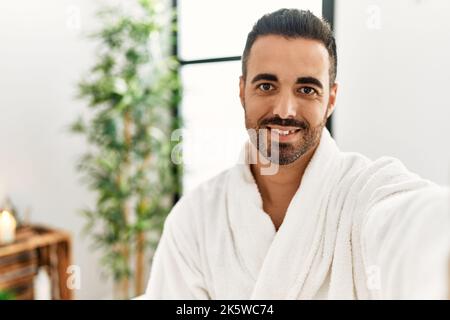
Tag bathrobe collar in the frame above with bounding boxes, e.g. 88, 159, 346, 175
227, 128, 342, 299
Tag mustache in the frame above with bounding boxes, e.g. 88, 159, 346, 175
259, 116, 308, 130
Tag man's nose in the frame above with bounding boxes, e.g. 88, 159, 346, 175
272, 90, 297, 119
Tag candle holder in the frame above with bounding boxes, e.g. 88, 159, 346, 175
0, 210, 17, 245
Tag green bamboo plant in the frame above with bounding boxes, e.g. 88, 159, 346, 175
71, 0, 182, 299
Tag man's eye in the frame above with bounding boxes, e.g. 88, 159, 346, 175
258, 83, 274, 92
298, 87, 317, 95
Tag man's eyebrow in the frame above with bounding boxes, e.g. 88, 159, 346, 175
251, 73, 278, 84
251, 73, 324, 90
296, 77, 323, 90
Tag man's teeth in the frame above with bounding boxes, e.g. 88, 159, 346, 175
270, 128, 298, 136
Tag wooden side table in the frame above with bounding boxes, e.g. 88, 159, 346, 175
0, 225, 73, 300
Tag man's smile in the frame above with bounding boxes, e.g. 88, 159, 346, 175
263, 125, 302, 142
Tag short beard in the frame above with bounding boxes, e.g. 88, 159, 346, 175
245, 112, 328, 166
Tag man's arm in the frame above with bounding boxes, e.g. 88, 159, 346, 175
361, 185, 450, 299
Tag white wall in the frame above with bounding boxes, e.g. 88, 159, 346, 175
0, 0, 122, 299
334, 0, 450, 185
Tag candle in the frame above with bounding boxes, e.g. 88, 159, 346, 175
0, 210, 17, 244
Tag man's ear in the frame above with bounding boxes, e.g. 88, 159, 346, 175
326, 82, 338, 118
239, 75, 245, 109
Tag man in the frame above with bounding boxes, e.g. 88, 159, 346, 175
145, 9, 449, 299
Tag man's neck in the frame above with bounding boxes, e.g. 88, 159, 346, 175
250, 144, 319, 229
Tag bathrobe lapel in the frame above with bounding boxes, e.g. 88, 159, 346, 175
227, 129, 345, 299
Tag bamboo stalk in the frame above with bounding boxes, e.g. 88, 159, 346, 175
119, 110, 133, 299
121, 245, 130, 299
135, 231, 145, 295
134, 153, 152, 296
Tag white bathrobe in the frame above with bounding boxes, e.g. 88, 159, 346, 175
145, 128, 449, 300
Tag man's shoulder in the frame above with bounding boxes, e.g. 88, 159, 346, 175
338, 150, 416, 180
336, 150, 436, 204
183, 166, 234, 203
164, 166, 235, 226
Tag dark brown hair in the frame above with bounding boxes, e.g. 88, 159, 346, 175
242, 9, 337, 86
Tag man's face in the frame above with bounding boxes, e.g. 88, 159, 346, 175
239, 35, 337, 165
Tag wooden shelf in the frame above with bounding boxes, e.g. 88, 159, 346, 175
0, 225, 73, 300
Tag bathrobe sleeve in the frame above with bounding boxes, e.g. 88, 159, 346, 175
144, 197, 210, 299
361, 184, 450, 299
